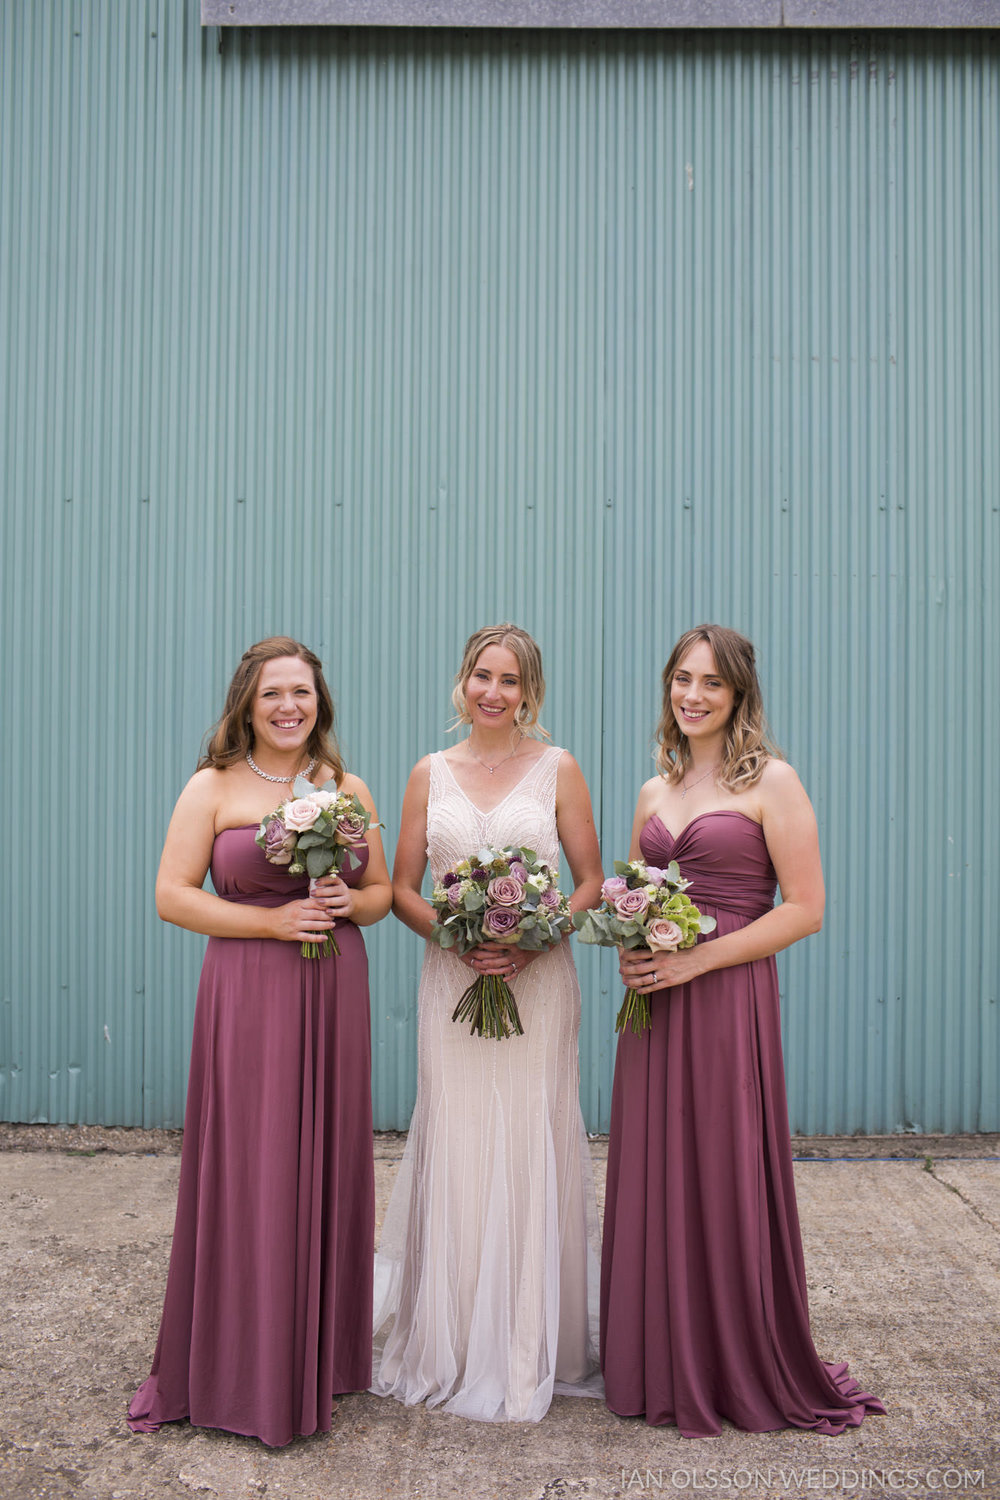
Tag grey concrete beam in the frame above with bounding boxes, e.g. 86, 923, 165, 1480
202, 0, 1000, 25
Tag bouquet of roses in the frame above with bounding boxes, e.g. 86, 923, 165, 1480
572, 857, 716, 1035
256, 774, 373, 958
429, 845, 572, 1040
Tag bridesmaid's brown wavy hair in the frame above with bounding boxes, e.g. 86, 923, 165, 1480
198, 637, 345, 783
655, 624, 781, 792
451, 623, 551, 741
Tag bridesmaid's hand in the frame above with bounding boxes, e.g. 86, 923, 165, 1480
311, 874, 356, 922
618, 944, 709, 992
462, 942, 537, 982
269, 897, 336, 945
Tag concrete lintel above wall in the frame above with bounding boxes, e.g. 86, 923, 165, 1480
201, 0, 1000, 26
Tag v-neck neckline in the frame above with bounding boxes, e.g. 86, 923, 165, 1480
438, 747, 549, 818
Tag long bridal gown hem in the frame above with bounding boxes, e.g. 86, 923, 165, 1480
371, 747, 603, 1423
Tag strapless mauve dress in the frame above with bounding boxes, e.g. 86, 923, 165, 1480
128, 826, 374, 1447
601, 810, 885, 1437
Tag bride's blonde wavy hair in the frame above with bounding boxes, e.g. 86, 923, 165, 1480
450, 623, 551, 741
655, 624, 781, 792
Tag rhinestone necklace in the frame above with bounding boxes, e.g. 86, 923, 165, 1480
246, 751, 316, 785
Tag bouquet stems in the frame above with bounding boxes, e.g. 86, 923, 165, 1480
615, 986, 651, 1037
452, 973, 524, 1040
301, 934, 341, 960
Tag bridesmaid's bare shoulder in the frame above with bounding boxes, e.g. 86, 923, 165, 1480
634, 774, 668, 821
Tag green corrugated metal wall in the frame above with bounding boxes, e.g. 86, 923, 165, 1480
1, 3, 997, 1132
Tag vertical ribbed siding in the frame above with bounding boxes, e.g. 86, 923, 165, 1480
1, 8, 996, 1131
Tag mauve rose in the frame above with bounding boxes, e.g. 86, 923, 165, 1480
614, 887, 650, 919
644, 866, 668, 887
263, 817, 296, 866
447, 883, 463, 907
540, 886, 561, 909
283, 797, 322, 832
647, 917, 683, 952
335, 811, 367, 846
509, 861, 529, 883
482, 905, 521, 941
601, 876, 629, 904
487, 875, 525, 908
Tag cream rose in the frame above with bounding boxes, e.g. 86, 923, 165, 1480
283, 797, 322, 832
647, 918, 683, 952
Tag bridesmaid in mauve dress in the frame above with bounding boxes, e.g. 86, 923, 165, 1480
128, 637, 392, 1448
601, 624, 885, 1438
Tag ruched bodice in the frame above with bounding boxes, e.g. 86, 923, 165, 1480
211, 825, 370, 907
640, 811, 775, 921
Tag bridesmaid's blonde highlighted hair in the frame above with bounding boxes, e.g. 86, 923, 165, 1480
451, 623, 551, 741
199, 636, 345, 783
655, 624, 781, 792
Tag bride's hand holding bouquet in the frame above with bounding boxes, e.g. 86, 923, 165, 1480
429, 846, 573, 1039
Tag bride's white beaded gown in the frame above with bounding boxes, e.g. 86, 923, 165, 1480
371, 745, 602, 1422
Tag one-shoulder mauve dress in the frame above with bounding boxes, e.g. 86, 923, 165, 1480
601, 811, 885, 1437
128, 827, 374, 1448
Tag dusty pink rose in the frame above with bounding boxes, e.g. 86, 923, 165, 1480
647, 918, 683, 952
283, 797, 321, 832
614, 887, 650, 920
335, 811, 367, 846
487, 875, 525, 908
601, 876, 629, 904
643, 866, 668, 888
482, 905, 521, 942
263, 817, 296, 866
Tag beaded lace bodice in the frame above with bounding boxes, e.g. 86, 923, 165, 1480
427, 746, 563, 880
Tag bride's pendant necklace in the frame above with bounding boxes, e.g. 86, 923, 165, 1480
466, 732, 524, 775
246, 750, 317, 785
680, 763, 719, 799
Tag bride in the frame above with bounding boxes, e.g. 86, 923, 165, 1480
371, 624, 605, 1422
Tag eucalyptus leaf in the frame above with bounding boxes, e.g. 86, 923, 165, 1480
306, 847, 332, 879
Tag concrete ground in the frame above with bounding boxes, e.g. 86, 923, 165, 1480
1, 1127, 998, 1500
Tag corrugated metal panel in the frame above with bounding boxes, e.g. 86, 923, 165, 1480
1, 8, 996, 1131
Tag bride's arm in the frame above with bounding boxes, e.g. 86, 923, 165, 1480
155, 770, 336, 945
555, 752, 604, 915
391, 757, 437, 941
